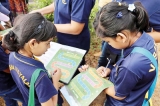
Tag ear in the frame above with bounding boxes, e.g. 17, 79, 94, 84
116, 33, 127, 43
28, 39, 38, 49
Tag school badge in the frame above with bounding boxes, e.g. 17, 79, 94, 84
62, 0, 67, 4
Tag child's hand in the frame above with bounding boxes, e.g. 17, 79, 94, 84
78, 65, 89, 72
96, 66, 111, 78
50, 67, 61, 90
51, 67, 61, 82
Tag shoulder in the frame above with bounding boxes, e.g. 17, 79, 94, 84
140, 32, 155, 53
122, 52, 154, 78
35, 70, 51, 86
9, 52, 15, 59
34, 72, 57, 103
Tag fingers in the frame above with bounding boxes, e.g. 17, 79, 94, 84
78, 65, 89, 72
96, 66, 106, 78
53, 68, 61, 75
51, 68, 61, 82
52, 70, 58, 75
78, 68, 83, 72
51, 67, 61, 75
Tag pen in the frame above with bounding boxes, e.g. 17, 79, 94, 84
53, 70, 57, 75
104, 58, 111, 74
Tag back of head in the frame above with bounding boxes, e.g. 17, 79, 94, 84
93, 2, 149, 38
3, 13, 57, 51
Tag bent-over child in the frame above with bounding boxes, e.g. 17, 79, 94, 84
79, 2, 157, 106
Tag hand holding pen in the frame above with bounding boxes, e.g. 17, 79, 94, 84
51, 67, 61, 82
50, 67, 61, 90
96, 58, 111, 77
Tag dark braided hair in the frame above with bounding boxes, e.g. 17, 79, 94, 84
3, 13, 57, 51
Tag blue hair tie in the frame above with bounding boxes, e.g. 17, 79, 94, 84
116, 11, 123, 18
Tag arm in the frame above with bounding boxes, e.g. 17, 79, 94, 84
35, 73, 60, 106
97, 42, 108, 68
45, 69, 62, 106
148, 30, 160, 43
51, 68, 61, 90
54, 0, 94, 35
54, 20, 85, 35
30, 3, 55, 15
104, 86, 126, 100
41, 97, 57, 106
96, 66, 126, 100
104, 64, 139, 101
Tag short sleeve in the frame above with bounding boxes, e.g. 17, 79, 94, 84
114, 67, 139, 97
71, 0, 95, 23
35, 74, 58, 103
149, 10, 160, 31
0, 46, 9, 71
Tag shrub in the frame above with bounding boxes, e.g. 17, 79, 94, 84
89, 0, 99, 36
28, 0, 54, 22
